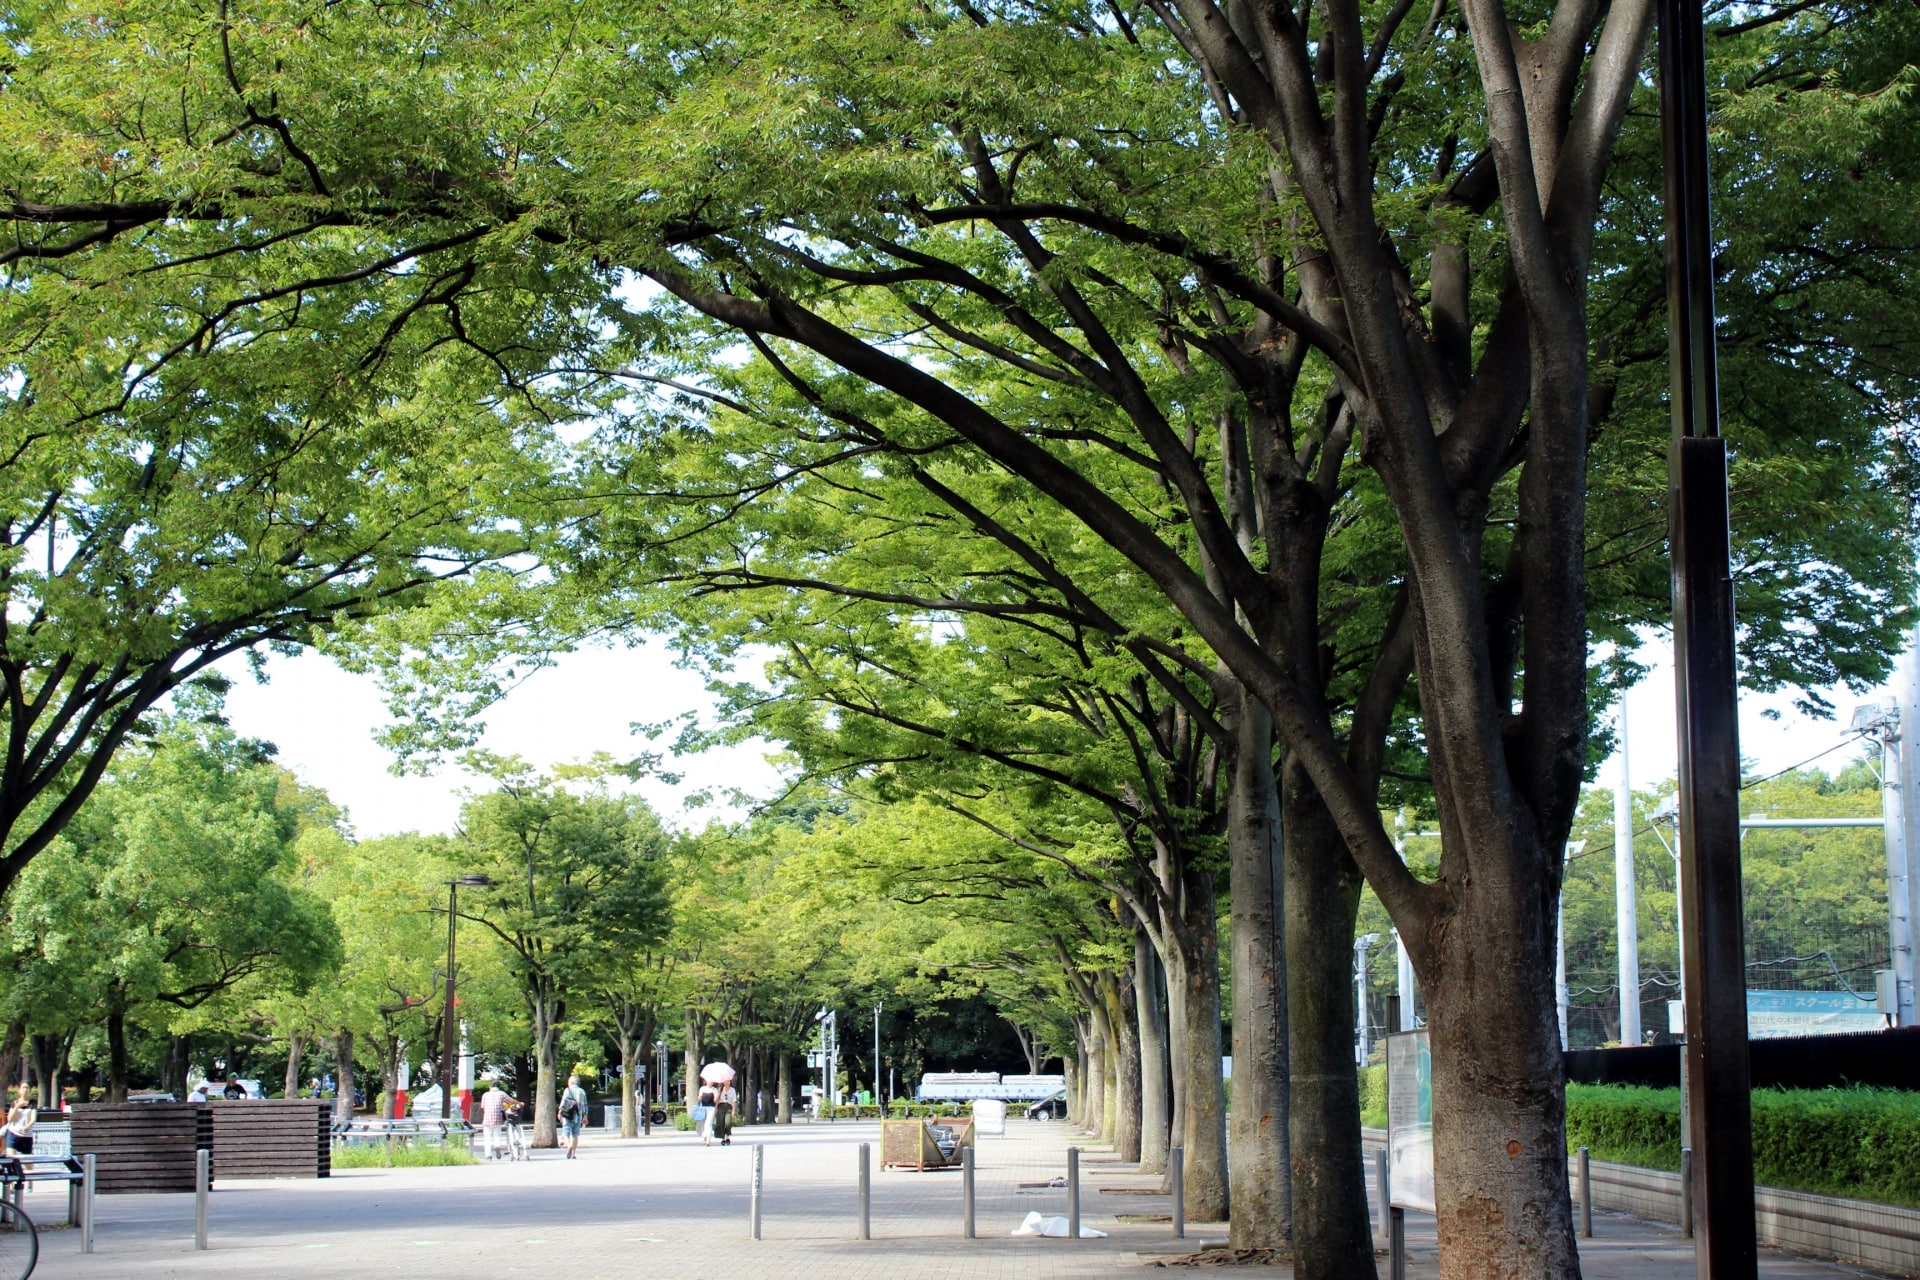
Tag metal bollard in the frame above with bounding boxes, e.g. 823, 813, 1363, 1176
1577, 1146, 1592, 1238
1389, 1206, 1407, 1280
82, 1154, 96, 1254
1374, 1147, 1390, 1244
858, 1142, 871, 1240
1066, 1146, 1081, 1241
962, 1145, 975, 1238
1171, 1145, 1185, 1239
1680, 1147, 1693, 1238
750, 1144, 764, 1240
194, 1148, 209, 1250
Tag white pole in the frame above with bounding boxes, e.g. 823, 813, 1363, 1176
1891, 638, 1920, 1026
1556, 893, 1569, 1050
1615, 699, 1643, 1045
1393, 821, 1418, 1030
1395, 932, 1416, 1030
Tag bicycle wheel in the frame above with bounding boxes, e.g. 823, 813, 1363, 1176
0, 1197, 39, 1280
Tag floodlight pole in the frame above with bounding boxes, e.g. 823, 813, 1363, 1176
442, 874, 493, 1121
1659, 2, 1757, 1277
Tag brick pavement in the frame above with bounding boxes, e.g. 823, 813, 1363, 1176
17, 1119, 1897, 1279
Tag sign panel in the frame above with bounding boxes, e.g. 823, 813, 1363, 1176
1385, 1029, 1434, 1214
1745, 989, 1884, 1039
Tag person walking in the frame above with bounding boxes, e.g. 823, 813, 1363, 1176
713, 1080, 737, 1147
559, 1075, 589, 1159
696, 1081, 719, 1147
478, 1078, 512, 1160
4, 1086, 34, 1156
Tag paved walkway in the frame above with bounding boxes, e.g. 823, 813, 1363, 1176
19, 1120, 1896, 1279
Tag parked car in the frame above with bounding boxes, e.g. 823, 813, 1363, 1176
128, 1091, 177, 1104
1026, 1090, 1067, 1120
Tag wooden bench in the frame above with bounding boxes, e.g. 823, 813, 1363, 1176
880, 1117, 975, 1171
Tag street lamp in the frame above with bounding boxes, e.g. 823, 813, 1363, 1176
442, 874, 493, 1120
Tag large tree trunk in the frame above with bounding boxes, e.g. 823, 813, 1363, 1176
1284, 763, 1379, 1280
1164, 871, 1229, 1223
1227, 698, 1291, 1250
105, 1007, 129, 1104
0, 1023, 22, 1101
1135, 931, 1172, 1176
161, 1034, 191, 1100
681, 1012, 702, 1106
284, 1032, 305, 1101
1082, 1005, 1108, 1140
619, 1034, 640, 1138
776, 1051, 793, 1123
743, 1046, 759, 1125
1426, 827, 1578, 1279
1104, 973, 1142, 1161
531, 1004, 559, 1148
30, 1033, 67, 1108
331, 1031, 356, 1126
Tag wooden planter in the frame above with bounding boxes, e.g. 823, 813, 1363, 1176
209, 1100, 331, 1179
880, 1117, 975, 1171
71, 1103, 212, 1193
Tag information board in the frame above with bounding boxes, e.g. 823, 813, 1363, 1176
1385, 1029, 1434, 1214
1745, 989, 1884, 1038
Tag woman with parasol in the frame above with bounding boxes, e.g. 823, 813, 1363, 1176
699, 1062, 737, 1147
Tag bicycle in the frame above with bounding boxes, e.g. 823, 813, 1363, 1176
0, 1197, 38, 1280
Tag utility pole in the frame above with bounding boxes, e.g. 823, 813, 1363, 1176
873, 1000, 882, 1105
1616, 696, 1643, 1045
1661, 0, 1757, 1273
1354, 934, 1380, 1064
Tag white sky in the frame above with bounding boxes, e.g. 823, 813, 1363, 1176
215, 643, 784, 838
209, 629, 1892, 840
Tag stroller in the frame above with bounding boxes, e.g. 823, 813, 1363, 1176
482, 1099, 530, 1162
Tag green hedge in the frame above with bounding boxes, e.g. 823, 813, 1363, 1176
1358, 1065, 1386, 1130
1567, 1085, 1920, 1208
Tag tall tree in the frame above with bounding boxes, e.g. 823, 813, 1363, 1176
458, 759, 672, 1146
6, 4, 1917, 1275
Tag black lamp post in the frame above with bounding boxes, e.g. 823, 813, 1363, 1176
1659, 2, 1756, 1275
442, 874, 493, 1120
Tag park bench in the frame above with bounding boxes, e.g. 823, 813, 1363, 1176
879, 1116, 974, 1171
332, 1117, 472, 1149
0, 1154, 86, 1226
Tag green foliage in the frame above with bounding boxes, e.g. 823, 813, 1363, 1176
1358, 1065, 1387, 1131
4, 713, 341, 1062
1566, 1086, 1920, 1208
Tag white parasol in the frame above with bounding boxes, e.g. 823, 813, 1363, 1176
699, 1061, 736, 1085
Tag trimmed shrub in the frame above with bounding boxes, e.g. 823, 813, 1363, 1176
1565, 1084, 1920, 1208
1359, 1065, 1386, 1129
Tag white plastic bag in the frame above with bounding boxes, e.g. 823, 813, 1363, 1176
1010, 1210, 1107, 1239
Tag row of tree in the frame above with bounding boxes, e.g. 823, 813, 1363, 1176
2, 2, 1918, 1277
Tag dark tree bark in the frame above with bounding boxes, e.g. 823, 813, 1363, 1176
1283, 762, 1378, 1280
1135, 932, 1172, 1176
105, 1006, 128, 1104
284, 1032, 306, 1102
330, 1030, 356, 1127
1227, 697, 1290, 1250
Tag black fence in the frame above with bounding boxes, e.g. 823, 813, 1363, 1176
1565, 1024, 1920, 1092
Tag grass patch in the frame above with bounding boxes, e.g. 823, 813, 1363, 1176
331, 1142, 477, 1169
